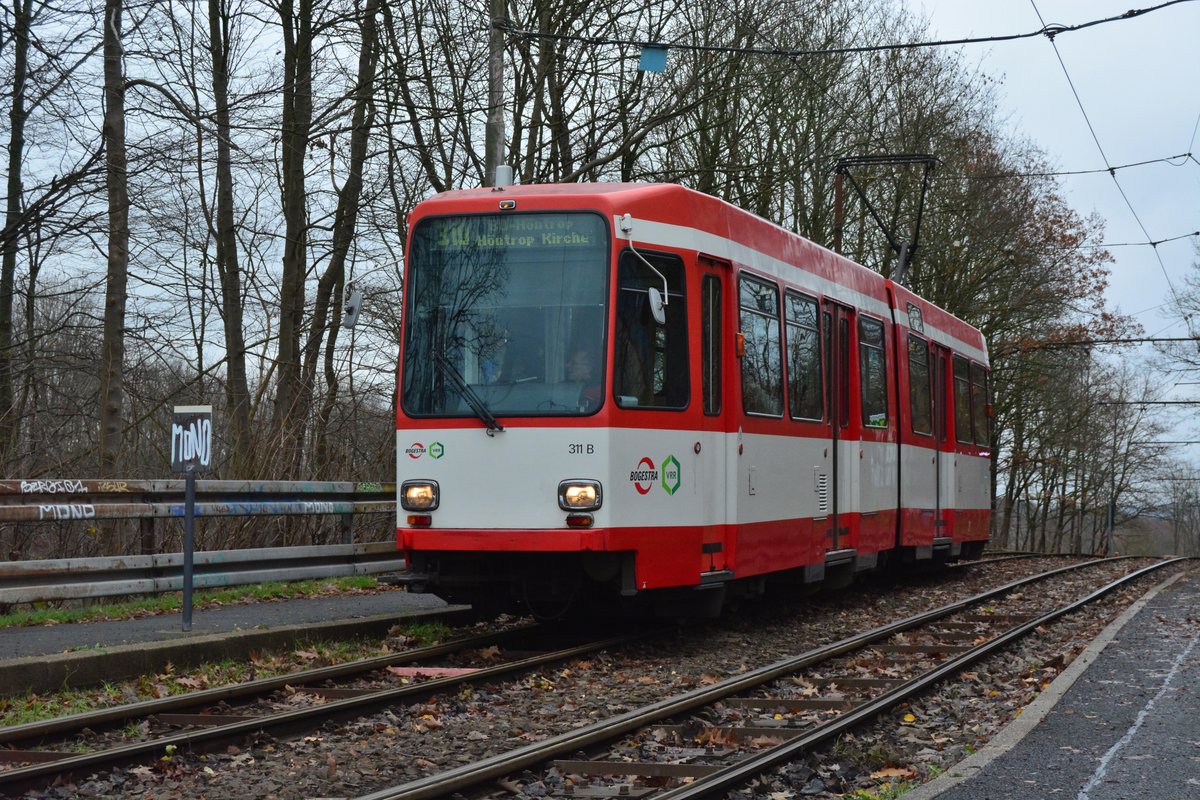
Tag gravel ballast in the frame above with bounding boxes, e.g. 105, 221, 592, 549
21, 557, 1189, 800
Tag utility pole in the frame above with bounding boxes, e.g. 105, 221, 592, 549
485, 0, 506, 186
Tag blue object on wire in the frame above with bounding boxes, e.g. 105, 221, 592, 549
638, 45, 668, 72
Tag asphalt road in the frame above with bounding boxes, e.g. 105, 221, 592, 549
928, 573, 1200, 800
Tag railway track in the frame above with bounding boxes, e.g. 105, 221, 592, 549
354, 558, 1182, 800
0, 622, 649, 796
0, 557, 1173, 798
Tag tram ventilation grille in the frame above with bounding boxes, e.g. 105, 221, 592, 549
815, 472, 830, 514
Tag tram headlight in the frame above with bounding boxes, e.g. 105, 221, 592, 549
401, 480, 439, 511
558, 480, 602, 511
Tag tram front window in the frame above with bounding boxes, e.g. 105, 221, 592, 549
402, 213, 608, 417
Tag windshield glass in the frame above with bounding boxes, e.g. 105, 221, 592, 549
402, 212, 609, 417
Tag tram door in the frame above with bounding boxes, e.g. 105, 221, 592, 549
697, 258, 730, 575
932, 343, 952, 537
821, 301, 854, 553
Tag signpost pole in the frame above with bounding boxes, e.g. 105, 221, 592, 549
183, 469, 196, 631
172, 404, 212, 633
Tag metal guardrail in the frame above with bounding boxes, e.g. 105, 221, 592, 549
0, 479, 395, 523
0, 478, 397, 554
0, 479, 402, 603
0, 542, 406, 604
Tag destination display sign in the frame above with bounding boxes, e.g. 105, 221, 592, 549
428, 213, 604, 251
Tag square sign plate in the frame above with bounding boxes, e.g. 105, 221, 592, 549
171, 405, 213, 473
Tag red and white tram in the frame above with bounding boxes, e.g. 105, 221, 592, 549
396, 183, 991, 615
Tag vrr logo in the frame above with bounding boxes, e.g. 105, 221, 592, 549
661, 455, 681, 495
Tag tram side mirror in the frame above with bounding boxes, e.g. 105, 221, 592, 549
648, 287, 667, 326
736, 331, 745, 358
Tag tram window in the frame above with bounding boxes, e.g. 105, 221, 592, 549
953, 355, 973, 442
823, 311, 833, 418
702, 275, 722, 415
908, 335, 932, 435
614, 250, 688, 409
859, 317, 887, 427
738, 275, 783, 416
785, 291, 822, 420
971, 363, 990, 445
401, 212, 607, 418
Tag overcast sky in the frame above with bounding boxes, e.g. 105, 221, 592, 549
915, 0, 1200, 456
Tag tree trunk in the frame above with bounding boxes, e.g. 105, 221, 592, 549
98, 0, 130, 551
99, 0, 129, 473
0, 0, 33, 465
207, 0, 253, 476
272, 0, 314, 476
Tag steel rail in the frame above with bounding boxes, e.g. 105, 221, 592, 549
0, 624, 539, 748
654, 559, 1183, 799
0, 631, 647, 796
354, 557, 1161, 800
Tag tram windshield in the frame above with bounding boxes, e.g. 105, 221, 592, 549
402, 212, 608, 418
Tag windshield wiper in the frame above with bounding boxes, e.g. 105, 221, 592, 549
434, 352, 504, 435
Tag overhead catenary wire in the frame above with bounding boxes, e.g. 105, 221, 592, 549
502, 2, 1196, 276
1087, 232, 1200, 248
941, 151, 1197, 181
1028, 0, 1194, 336
500, 0, 1199, 345
494, 1, 1196, 59
509, 3, 1198, 288
1020, 336, 1200, 349
917, 230, 1200, 256
623, 150, 1199, 182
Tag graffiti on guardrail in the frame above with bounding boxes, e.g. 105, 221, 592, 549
38, 503, 97, 520
21, 479, 86, 494
98, 481, 131, 492
159, 500, 359, 517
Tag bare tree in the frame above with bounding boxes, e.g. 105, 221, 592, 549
271, 0, 314, 475
206, 0, 254, 474
98, 0, 130, 485
0, 0, 33, 461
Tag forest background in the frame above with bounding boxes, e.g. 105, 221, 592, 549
2, 0, 1198, 560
